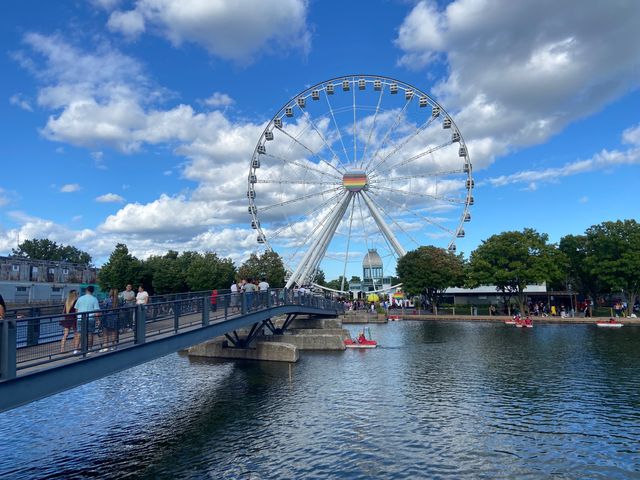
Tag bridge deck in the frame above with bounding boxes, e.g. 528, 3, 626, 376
0, 289, 342, 413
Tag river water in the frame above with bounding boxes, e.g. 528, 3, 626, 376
1, 321, 639, 479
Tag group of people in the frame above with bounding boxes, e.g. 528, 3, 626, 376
228, 277, 271, 311
58, 283, 150, 355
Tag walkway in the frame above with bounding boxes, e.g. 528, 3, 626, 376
0, 289, 342, 413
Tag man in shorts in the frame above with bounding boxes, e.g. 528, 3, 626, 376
75, 285, 100, 354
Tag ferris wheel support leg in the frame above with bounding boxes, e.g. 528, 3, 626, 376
285, 192, 353, 288
298, 192, 353, 286
361, 191, 407, 258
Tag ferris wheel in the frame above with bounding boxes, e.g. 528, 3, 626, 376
247, 75, 473, 291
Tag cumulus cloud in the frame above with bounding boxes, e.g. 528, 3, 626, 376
107, 0, 311, 62
107, 9, 145, 37
96, 193, 125, 203
204, 92, 234, 108
60, 183, 81, 193
395, 0, 640, 168
9, 93, 33, 111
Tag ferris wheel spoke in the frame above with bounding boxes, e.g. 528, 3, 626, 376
363, 94, 413, 172
282, 191, 348, 263
368, 169, 464, 185
264, 153, 342, 182
260, 186, 343, 213
368, 188, 455, 235
340, 198, 357, 292
369, 140, 453, 180
323, 87, 351, 167
352, 78, 358, 166
368, 115, 439, 174
369, 184, 466, 205
362, 191, 420, 250
286, 192, 353, 287
255, 179, 340, 186
296, 105, 346, 171
276, 124, 345, 176
360, 83, 385, 172
267, 190, 345, 241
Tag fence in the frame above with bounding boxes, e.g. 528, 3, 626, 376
0, 288, 343, 380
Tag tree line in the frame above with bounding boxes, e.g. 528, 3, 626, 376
396, 219, 640, 314
11, 240, 287, 295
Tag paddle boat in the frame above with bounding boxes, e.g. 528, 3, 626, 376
596, 318, 624, 328
344, 329, 378, 348
387, 314, 401, 321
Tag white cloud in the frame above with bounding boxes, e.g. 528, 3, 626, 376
107, 0, 311, 62
96, 193, 125, 203
204, 92, 234, 108
622, 123, 640, 146
0, 188, 10, 207
9, 93, 33, 111
60, 183, 81, 193
107, 9, 145, 37
487, 127, 640, 188
579, 196, 588, 204
395, 0, 640, 168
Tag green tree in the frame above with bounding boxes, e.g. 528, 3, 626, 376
558, 234, 602, 301
144, 253, 187, 294
584, 219, 640, 314
13, 238, 92, 264
396, 245, 465, 312
97, 244, 143, 291
186, 252, 236, 291
468, 229, 560, 314
326, 276, 349, 291
237, 250, 286, 287
313, 269, 326, 286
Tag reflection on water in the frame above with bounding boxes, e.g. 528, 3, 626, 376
1, 321, 639, 479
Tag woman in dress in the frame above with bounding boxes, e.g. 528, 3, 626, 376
60, 290, 78, 353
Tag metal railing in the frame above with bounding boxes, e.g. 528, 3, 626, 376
0, 288, 343, 380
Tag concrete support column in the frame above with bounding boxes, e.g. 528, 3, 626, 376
0, 319, 17, 380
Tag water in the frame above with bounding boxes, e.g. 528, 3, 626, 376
1, 321, 639, 479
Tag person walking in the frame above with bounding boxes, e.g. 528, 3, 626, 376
59, 289, 78, 353
210, 288, 218, 313
74, 285, 100, 354
230, 280, 239, 312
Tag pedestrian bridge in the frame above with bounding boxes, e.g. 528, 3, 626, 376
0, 289, 343, 413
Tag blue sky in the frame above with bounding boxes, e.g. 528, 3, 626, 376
1, 0, 639, 282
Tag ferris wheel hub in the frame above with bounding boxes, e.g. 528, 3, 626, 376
342, 170, 368, 192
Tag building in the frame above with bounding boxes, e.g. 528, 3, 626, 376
349, 249, 395, 296
0, 256, 99, 304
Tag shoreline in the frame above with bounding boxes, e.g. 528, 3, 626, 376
386, 313, 640, 325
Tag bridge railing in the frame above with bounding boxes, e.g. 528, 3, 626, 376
0, 289, 343, 380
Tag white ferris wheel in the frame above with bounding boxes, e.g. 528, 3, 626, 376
247, 75, 473, 292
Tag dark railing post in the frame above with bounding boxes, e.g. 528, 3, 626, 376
241, 294, 247, 315
268, 289, 273, 308
135, 305, 146, 345
26, 307, 41, 347
80, 313, 88, 356
224, 295, 228, 320
0, 319, 17, 380
173, 301, 180, 332
202, 297, 210, 326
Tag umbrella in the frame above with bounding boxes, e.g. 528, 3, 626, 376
367, 293, 379, 302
